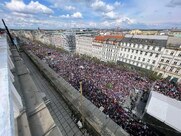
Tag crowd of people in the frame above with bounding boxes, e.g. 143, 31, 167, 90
24, 43, 181, 136
154, 80, 181, 100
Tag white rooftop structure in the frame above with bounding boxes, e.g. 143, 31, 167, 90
145, 91, 181, 133
125, 34, 168, 40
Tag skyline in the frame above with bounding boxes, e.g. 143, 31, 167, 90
0, 0, 181, 29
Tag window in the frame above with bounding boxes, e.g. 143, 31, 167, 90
128, 49, 130, 52
155, 54, 159, 57
163, 66, 166, 70
134, 56, 136, 59
140, 51, 143, 55
166, 60, 170, 63
138, 57, 140, 60
145, 52, 148, 55
130, 55, 133, 58
175, 69, 179, 73
178, 53, 181, 57
147, 46, 150, 50
143, 58, 145, 61
150, 53, 153, 56
136, 50, 138, 53
170, 51, 174, 56
157, 65, 161, 69
161, 59, 164, 62
147, 59, 150, 62
169, 67, 173, 72
132, 49, 134, 53
173, 61, 177, 65
152, 60, 156, 64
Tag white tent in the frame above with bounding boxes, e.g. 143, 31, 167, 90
145, 91, 181, 133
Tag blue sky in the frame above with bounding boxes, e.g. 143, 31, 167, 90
0, 0, 181, 29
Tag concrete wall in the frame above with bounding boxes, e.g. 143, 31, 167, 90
11, 48, 62, 136
24, 49, 129, 136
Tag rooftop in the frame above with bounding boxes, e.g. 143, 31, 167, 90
94, 35, 124, 42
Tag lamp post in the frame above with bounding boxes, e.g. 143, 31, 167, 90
79, 81, 84, 125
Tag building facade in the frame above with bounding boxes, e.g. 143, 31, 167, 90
76, 34, 181, 82
118, 35, 167, 71
75, 35, 93, 56
154, 37, 181, 81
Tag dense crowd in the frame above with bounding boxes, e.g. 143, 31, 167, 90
24, 43, 181, 136
154, 80, 181, 100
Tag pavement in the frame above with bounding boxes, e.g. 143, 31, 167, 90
21, 52, 89, 136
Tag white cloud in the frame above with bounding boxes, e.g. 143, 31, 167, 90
60, 12, 83, 19
103, 11, 117, 19
65, 5, 76, 10
71, 12, 83, 18
115, 17, 135, 25
91, 0, 114, 12
12, 12, 34, 18
60, 14, 70, 18
5, 0, 53, 15
114, 1, 122, 7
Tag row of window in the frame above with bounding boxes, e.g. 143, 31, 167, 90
164, 50, 181, 57
120, 55, 156, 64
121, 59, 152, 69
121, 48, 159, 57
157, 65, 180, 74
160, 59, 181, 66
120, 42, 162, 51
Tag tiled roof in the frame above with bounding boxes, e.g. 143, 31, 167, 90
94, 35, 124, 42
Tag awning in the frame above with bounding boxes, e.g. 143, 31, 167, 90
145, 91, 181, 133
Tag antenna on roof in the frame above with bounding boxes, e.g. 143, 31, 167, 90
2, 19, 19, 51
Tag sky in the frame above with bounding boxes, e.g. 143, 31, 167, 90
0, 0, 181, 29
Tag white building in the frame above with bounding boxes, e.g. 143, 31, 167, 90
51, 33, 62, 48
21, 31, 76, 52
76, 35, 93, 56
76, 35, 123, 61
118, 35, 167, 70
155, 37, 181, 81
101, 36, 123, 62
117, 35, 181, 82
92, 36, 104, 60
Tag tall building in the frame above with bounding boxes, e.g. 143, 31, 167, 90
76, 34, 93, 56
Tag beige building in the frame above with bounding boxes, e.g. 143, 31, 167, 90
91, 35, 124, 62
129, 29, 159, 35
75, 35, 93, 56
129, 29, 142, 35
